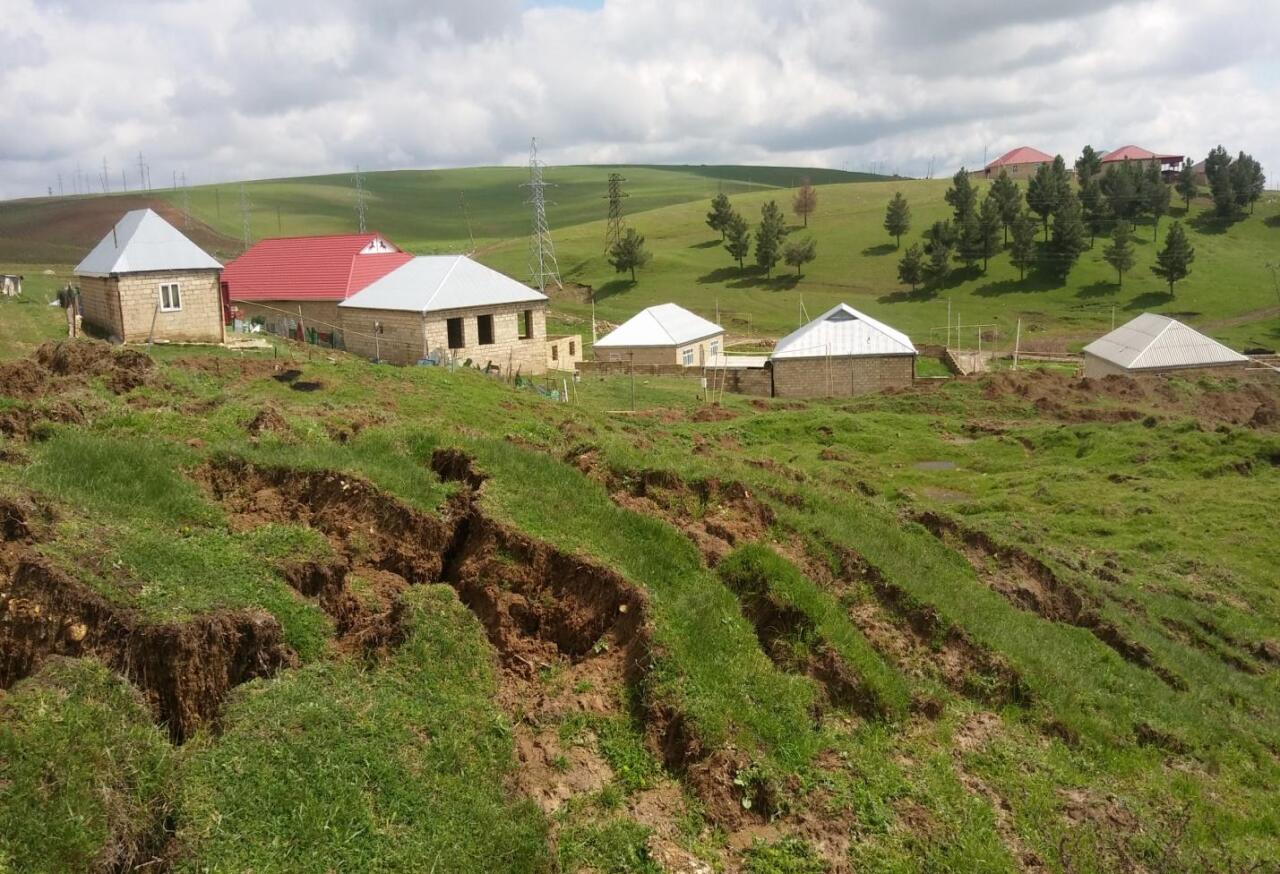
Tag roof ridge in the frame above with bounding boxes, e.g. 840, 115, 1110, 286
420, 255, 464, 314
1132, 316, 1177, 366
650, 306, 680, 345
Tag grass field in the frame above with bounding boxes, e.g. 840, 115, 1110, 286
1, 294, 1278, 871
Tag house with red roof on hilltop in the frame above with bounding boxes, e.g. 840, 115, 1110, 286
1100, 145, 1184, 180
971, 146, 1054, 181
221, 233, 412, 345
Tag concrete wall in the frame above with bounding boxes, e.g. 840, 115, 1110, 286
593, 333, 724, 367
969, 163, 1047, 182
77, 269, 224, 344
772, 354, 914, 398
235, 300, 344, 341
720, 366, 773, 397
547, 335, 583, 371
1083, 353, 1250, 380
341, 302, 549, 375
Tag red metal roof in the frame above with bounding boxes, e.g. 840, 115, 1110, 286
986, 146, 1054, 169
1100, 145, 1183, 164
222, 233, 412, 302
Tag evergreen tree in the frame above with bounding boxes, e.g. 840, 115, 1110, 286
608, 227, 651, 282
1145, 161, 1171, 241
723, 211, 750, 269
792, 179, 818, 228
945, 168, 978, 223
989, 168, 1021, 245
1102, 220, 1136, 287
1175, 158, 1196, 209
706, 193, 733, 240
1049, 190, 1088, 276
1101, 162, 1141, 221
1205, 146, 1235, 218
1027, 161, 1059, 240
1075, 145, 1102, 181
922, 220, 955, 286
1009, 210, 1038, 280
1230, 152, 1266, 214
784, 237, 817, 277
755, 200, 788, 276
956, 213, 982, 270
1079, 172, 1107, 246
975, 194, 1002, 271
897, 243, 924, 291
884, 191, 911, 248
1151, 221, 1195, 296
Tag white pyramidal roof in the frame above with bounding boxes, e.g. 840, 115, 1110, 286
771, 303, 916, 359
75, 209, 221, 277
1083, 313, 1247, 371
595, 303, 723, 348
338, 256, 547, 313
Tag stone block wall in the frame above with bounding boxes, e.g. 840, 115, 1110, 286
77, 270, 223, 343
773, 355, 914, 397
547, 335, 583, 371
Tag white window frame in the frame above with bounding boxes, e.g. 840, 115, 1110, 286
159, 282, 182, 312
682, 347, 694, 366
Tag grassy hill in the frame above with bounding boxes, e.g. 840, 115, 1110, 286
0, 313, 1278, 871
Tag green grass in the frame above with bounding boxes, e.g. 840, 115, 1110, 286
176, 585, 548, 873
0, 658, 175, 874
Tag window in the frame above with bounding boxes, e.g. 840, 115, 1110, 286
519, 309, 533, 339
682, 348, 694, 366
477, 314, 494, 345
709, 339, 720, 357
447, 317, 464, 349
568, 340, 576, 356
551, 344, 559, 361
159, 282, 182, 312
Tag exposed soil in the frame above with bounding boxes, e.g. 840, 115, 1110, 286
0, 341, 151, 439
244, 405, 291, 438
915, 512, 1185, 690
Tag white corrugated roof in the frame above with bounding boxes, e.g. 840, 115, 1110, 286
337, 256, 547, 313
75, 209, 221, 276
771, 303, 916, 359
594, 303, 723, 348
1082, 313, 1247, 371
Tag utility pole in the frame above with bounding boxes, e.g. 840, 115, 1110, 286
101, 157, 110, 193
353, 165, 367, 233
137, 152, 147, 191
239, 185, 252, 250
603, 172, 628, 254
521, 137, 562, 293
458, 191, 475, 253
57, 173, 63, 196
180, 172, 191, 230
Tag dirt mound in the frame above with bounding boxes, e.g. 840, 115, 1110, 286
0, 555, 293, 742
245, 405, 290, 438
690, 405, 740, 423
0, 340, 152, 403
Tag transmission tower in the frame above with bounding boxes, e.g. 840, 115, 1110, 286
239, 185, 252, 250
137, 152, 147, 191
603, 172, 628, 253
353, 165, 368, 233
521, 138, 562, 292
180, 172, 192, 230
458, 190, 475, 253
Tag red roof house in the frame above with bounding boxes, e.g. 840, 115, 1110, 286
1100, 145, 1184, 167
973, 146, 1054, 179
222, 233, 412, 303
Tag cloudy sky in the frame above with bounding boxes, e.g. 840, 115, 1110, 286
1, 0, 1277, 199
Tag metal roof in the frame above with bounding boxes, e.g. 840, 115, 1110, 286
223, 233, 410, 302
986, 146, 1053, 169
771, 303, 916, 359
74, 209, 222, 277
337, 256, 546, 313
594, 303, 723, 348
1082, 313, 1247, 371
1100, 145, 1183, 164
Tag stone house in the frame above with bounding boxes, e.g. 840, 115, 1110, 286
74, 209, 224, 343
770, 303, 916, 397
338, 255, 551, 373
970, 146, 1054, 181
1082, 313, 1247, 378
221, 233, 412, 346
593, 303, 724, 367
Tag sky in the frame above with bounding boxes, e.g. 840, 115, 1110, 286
1, 0, 1278, 199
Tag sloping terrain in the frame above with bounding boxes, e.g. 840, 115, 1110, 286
1, 336, 1278, 872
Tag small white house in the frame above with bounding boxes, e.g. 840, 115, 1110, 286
770, 303, 917, 397
1082, 313, 1248, 378
593, 303, 724, 367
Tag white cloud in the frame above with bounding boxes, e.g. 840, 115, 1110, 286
0, 0, 1276, 198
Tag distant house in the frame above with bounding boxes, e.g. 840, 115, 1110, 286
1082, 313, 1247, 378
0, 274, 21, 297
221, 233, 412, 345
971, 146, 1054, 181
74, 209, 224, 343
547, 335, 582, 371
337, 255, 552, 373
593, 304, 724, 366
770, 303, 916, 397
1100, 145, 1184, 180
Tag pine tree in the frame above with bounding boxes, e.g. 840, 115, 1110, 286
1009, 210, 1038, 280
724, 211, 750, 269
1026, 162, 1059, 241
1206, 146, 1235, 218
1101, 162, 1141, 221
608, 227, 651, 282
922, 220, 955, 286
1049, 190, 1089, 276
884, 192, 911, 248
956, 213, 982, 270
1145, 161, 1171, 241
945, 168, 978, 223
784, 237, 817, 277
976, 194, 1002, 271
755, 200, 788, 276
989, 169, 1021, 245
1230, 152, 1266, 214
792, 179, 818, 228
1151, 221, 1195, 296
1102, 220, 1136, 287
897, 243, 924, 291
706, 193, 733, 240
1079, 173, 1108, 246
1075, 145, 1102, 181
1175, 158, 1196, 209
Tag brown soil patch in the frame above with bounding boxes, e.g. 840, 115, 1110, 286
690, 405, 740, 423
0, 340, 152, 405
915, 512, 1184, 689
245, 405, 291, 438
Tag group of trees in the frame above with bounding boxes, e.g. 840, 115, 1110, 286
708, 189, 818, 278
1201, 146, 1266, 218
888, 144, 1227, 295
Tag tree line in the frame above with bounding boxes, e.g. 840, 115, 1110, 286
707, 181, 820, 278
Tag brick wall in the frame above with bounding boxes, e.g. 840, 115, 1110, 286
773, 355, 914, 397
720, 366, 773, 397
340, 302, 549, 375
77, 270, 223, 343
593, 333, 724, 367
